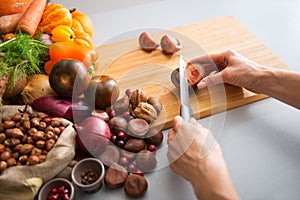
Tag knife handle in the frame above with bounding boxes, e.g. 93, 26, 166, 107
180, 105, 193, 121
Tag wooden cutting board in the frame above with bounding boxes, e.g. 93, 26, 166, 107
95, 16, 290, 130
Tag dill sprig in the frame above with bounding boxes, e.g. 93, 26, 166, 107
0, 33, 49, 90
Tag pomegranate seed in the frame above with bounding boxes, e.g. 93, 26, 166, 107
117, 140, 125, 149
125, 89, 133, 97
147, 144, 157, 152
134, 169, 144, 176
110, 135, 117, 144
128, 163, 137, 173
116, 131, 127, 141
107, 109, 116, 119
119, 157, 129, 167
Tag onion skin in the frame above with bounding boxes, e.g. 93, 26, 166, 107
21, 74, 56, 104
3, 77, 27, 99
30, 96, 91, 122
74, 116, 111, 156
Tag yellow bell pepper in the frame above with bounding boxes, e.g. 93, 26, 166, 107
51, 25, 75, 43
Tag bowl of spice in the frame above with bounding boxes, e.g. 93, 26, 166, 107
38, 178, 74, 200
71, 157, 105, 193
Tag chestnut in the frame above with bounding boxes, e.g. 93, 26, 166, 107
104, 163, 128, 189
144, 128, 164, 145
99, 145, 120, 167
124, 138, 146, 153
136, 150, 157, 172
124, 174, 148, 197
126, 118, 149, 138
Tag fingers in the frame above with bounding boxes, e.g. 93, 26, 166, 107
197, 71, 224, 89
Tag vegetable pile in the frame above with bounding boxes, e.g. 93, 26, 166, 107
0, 0, 97, 107
0, 1, 167, 199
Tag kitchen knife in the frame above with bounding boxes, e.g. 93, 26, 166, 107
179, 55, 193, 121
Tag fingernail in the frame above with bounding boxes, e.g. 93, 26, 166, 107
197, 81, 207, 89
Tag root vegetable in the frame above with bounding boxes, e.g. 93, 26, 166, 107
16, 0, 48, 36
21, 74, 56, 104
0, 13, 23, 34
0, 0, 32, 17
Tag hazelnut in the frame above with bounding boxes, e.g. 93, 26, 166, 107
30, 117, 40, 128
12, 113, 22, 122
32, 131, 44, 141
36, 140, 46, 149
20, 144, 34, 155
139, 31, 159, 51
0, 124, 4, 132
0, 133, 6, 143
31, 147, 42, 156
3, 120, 16, 129
0, 161, 7, 171
27, 127, 38, 136
6, 157, 16, 167
14, 144, 23, 152
0, 144, 5, 153
27, 155, 39, 165
46, 139, 55, 151
51, 119, 61, 127
0, 151, 11, 161
38, 155, 46, 163
11, 128, 24, 139
22, 120, 31, 130
38, 121, 47, 131
10, 138, 20, 147
19, 155, 28, 164
124, 174, 148, 197
12, 152, 19, 159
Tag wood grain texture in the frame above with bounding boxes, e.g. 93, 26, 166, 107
95, 16, 290, 130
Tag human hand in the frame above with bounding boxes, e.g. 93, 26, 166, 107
167, 116, 239, 200
189, 50, 267, 93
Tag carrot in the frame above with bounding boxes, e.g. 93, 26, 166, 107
0, 13, 23, 34
16, 0, 48, 36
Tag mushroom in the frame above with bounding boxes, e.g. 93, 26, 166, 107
138, 32, 159, 51
160, 34, 182, 54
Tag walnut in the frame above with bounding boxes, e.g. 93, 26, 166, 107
129, 89, 147, 110
133, 102, 158, 123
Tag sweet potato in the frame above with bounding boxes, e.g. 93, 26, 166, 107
0, 0, 32, 17
0, 13, 23, 34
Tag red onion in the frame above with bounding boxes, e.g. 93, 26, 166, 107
30, 96, 91, 123
74, 116, 111, 156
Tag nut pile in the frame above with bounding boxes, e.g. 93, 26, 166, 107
0, 112, 66, 172
97, 88, 164, 197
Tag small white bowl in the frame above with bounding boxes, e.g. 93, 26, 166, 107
71, 157, 105, 193
38, 178, 74, 200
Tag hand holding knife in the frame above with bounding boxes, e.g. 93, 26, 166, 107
179, 55, 193, 121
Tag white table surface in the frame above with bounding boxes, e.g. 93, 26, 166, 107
52, 1, 300, 199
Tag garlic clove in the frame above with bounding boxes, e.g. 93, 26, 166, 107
138, 32, 159, 51
160, 34, 182, 54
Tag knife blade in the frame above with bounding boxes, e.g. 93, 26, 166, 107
179, 55, 193, 121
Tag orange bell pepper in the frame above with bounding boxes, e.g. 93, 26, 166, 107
44, 42, 98, 75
